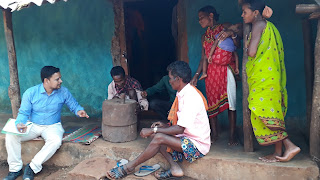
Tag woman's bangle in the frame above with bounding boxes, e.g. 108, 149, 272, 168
195, 72, 199, 75
232, 34, 238, 39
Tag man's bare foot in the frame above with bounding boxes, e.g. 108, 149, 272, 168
275, 146, 301, 162
228, 137, 239, 146
199, 74, 207, 80
258, 153, 281, 163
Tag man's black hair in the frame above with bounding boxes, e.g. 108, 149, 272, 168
167, 61, 191, 83
198, 5, 220, 21
41, 66, 60, 82
242, 0, 265, 14
110, 66, 125, 77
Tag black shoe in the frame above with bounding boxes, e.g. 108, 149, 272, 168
22, 164, 35, 180
3, 169, 23, 180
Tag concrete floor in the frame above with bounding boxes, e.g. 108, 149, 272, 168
0, 113, 318, 180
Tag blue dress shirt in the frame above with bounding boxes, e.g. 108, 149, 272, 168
16, 84, 84, 125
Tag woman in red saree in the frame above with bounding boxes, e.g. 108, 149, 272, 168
191, 5, 241, 145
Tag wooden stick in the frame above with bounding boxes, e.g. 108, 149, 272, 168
242, 23, 254, 152
296, 4, 320, 14
2, 9, 21, 118
310, 19, 320, 162
302, 19, 314, 139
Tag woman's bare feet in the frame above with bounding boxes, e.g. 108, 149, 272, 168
199, 74, 207, 80
259, 153, 282, 163
275, 146, 301, 162
275, 138, 301, 162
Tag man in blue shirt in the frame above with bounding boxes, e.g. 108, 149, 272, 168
4, 66, 89, 180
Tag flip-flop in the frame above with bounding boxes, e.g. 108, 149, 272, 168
113, 159, 129, 168
134, 164, 161, 177
106, 165, 129, 179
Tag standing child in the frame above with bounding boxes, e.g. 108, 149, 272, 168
199, 23, 242, 80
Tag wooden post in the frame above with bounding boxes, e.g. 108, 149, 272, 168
2, 9, 21, 118
111, 0, 129, 74
111, 0, 122, 67
310, 19, 320, 162
118, 0, 129, 75
242, 23, 254, 152
302, 19, 314, 136
176, 0, 189, 62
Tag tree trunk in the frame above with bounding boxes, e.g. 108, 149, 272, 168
242, 23, 254, 152
302, 19, 314, 138
2, 9, 21, 118
310, 19, 320, 162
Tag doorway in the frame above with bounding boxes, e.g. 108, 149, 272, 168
123, 0, 178, 89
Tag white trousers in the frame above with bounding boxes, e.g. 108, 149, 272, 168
6, 123, 64, 174
227, 67, 237, 111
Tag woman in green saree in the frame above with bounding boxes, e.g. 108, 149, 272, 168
241, 0, 300, 162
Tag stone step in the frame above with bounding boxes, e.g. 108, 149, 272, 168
0, 114, 318, 180
0, 135, 318, 180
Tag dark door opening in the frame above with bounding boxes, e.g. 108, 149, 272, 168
124, 0, 178, 89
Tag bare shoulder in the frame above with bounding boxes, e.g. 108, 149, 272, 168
253, 21, 267, 32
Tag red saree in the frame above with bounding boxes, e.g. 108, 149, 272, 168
203, 25, 235, 118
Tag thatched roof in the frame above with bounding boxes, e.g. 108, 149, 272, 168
0, 0, 67, 12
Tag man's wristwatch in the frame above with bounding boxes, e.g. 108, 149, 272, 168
153, 126, 158, 133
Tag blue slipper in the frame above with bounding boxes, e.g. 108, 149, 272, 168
134, 164, 160, 177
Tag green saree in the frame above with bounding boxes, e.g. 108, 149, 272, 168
246, 21, 288, 146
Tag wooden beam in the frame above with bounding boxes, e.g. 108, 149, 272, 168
310, 19, 320, 162
302, 19, 314, 139
296, 4, 320, 14
2, 9, 21, 118
242, 23, 254, 152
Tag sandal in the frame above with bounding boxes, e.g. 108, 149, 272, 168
113, 159, 129, 168
106, 165, 128, 179
134, 164, 160, 177
155, 169, 182, 180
